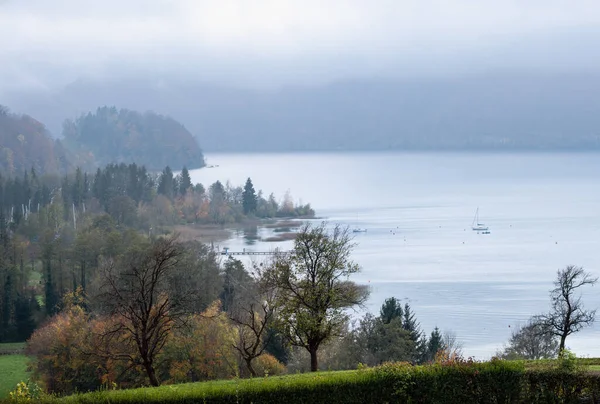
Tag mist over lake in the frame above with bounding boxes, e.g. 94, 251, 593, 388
190, 152, 600, 359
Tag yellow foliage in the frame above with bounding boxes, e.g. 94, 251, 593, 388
253, 354, 286, 377
162, 301, 239, 383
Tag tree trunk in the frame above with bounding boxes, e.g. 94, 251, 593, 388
559, 334, 567, 353
246, 357, 257, 377
310, 347, 318, 372
143, 359, 160, 386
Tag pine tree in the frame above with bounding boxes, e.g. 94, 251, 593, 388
423, 327, 445, 362
380, 297, 403, 324
179, 166, 192, 195
402, 303, 421, 342
242, 178, 257, 215
157, 166, 174, 199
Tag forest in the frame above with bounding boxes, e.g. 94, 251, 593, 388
0, 105, 206, 175
62, 106, 206, 171
0, 107, 73, 176
0, 162, 313, 344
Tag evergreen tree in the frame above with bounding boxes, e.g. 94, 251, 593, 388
14, 294, 36, 340
402, 303, 421, 342
423, 327, 445, 362
242, 178, 257, 215
380, 297, 403, 324
179, 166, 192, 195
2, 272, 13, 338
220, 257, 252, 312
157, 166, 174, 199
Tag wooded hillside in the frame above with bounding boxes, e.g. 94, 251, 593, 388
0, 107, 72, 175
62, 106, 205, 170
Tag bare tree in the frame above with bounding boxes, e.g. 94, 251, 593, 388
228, 276, 277, 376
98, 236, 190, 386
536, 265, 597, 352
442, 331, 464, 358
498, 319, 559, 360
272, 222, 370, 371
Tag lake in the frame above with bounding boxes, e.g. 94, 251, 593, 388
190, 152, 600, 359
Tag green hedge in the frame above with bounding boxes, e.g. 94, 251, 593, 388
27, 360, 600, 404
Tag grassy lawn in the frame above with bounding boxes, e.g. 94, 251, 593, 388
588, 365, 600, 371
0, 354, 29, 399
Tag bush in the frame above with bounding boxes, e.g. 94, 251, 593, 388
30, 359, 600, 403
253, 354, 286, 377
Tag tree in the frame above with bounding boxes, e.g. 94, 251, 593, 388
179, 166, 192, 195
162, 302, 238, 383
272, 222, 369, 371
220, 258, 252, 312
157, 166, 174, 199
498, 320, 559, 360
97, 236, 192, 386
242, 178, 257, 215
107, 195, 137, 227
228, 261, 279, 377
422, 327, 445, 363
536, 265, 597, 352
380, 297, 403, 324
402, 303, 425, 362
208, 181, 229, 224
367, 317, 415, 365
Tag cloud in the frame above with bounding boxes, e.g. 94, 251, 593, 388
2, 0, 600, 91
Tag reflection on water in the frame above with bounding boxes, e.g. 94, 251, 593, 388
241, 225, 259, 245
191, 152, 600, 359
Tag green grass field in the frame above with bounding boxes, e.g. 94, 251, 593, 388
0, 354, 29, 399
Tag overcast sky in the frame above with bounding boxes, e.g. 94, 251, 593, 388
2, 0, 600, 93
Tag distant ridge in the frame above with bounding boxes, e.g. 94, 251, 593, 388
6, 73, 600, 153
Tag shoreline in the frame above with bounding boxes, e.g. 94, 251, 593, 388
166, 216, 314, 244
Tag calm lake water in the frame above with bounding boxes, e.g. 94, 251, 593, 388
190, 152, 600, 359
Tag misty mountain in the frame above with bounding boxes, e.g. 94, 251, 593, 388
5, 73, 600, 152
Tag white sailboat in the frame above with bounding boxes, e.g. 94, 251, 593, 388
471, 208, 489, 232
352, 214, 367, 233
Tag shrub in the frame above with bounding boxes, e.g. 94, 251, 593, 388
29, 359, 600, 403
253, 354, 286, 377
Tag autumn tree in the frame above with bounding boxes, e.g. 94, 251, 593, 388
272, 222, 369, 371
536, 265, 597, 352
26, 288, 102, 395
97, 235, 195, 386
162, 302, 238, 383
